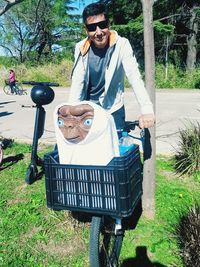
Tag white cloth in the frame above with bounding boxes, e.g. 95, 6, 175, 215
54, 101, 120, 165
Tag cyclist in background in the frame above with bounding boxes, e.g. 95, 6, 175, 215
9, 69, 16, 94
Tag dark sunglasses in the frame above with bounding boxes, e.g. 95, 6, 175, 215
85, 19, 109, 32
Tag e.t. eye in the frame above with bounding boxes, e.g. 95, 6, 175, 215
58, 118, 64, 127
84, 118, 93, 126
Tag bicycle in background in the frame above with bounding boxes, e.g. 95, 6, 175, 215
3, 79, 27, 95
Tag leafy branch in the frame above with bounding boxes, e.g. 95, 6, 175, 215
0, 0, 24, 16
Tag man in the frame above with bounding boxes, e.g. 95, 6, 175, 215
68, 2, 155, 130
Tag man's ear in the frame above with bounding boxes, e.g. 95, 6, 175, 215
85, 28, 90, 37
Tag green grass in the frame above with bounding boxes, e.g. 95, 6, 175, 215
1, 142, 200, 266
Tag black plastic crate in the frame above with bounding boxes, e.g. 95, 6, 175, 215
44, 145, 143, 217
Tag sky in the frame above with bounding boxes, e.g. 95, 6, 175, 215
73, 0, 97, 14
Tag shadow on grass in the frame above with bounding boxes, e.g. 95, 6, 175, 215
70, 200, 143, 227
121, 246, 167, 267
0, 153, 24, 171
122, 200, 142, 230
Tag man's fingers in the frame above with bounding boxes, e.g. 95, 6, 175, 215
139, 114, 155, 129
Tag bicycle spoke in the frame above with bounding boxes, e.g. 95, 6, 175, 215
100, 222, 120, 266
90, 216, 123, 267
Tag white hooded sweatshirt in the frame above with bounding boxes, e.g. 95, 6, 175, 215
54, 101, 120, 165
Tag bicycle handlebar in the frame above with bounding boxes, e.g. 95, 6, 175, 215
123, 120, 140, 132
22, 81, 59, 87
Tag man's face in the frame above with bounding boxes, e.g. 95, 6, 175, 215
85, 14, 110, 48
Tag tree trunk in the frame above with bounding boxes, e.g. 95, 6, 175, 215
186, 5, 198, 71
141, 0, 155, 219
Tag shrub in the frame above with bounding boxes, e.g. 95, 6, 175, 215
174, 121, 200, 175
175, 203, 200, 267
155, 64, 200, 89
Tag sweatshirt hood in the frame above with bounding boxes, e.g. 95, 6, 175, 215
79, 31, 119, 56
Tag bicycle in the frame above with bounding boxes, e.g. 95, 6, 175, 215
45, 122, 144, 267
25, 82, 144, 267
3, 79, 27, 95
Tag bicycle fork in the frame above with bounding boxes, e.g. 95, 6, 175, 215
115, 218, 122, 235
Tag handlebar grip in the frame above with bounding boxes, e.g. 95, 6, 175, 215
48, 82, 60, 87
133, 120, 139, 126
22, 81, 34, 85
124, 120, 140, 132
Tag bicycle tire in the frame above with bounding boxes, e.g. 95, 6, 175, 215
89, 216, 124, 267
3, 85, 12, 95
17, 84, 27, 95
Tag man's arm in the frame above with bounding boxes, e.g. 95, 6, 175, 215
122, 39, 155, 128
68, 44, 85, 102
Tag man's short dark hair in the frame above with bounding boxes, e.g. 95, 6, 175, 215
82, 2, 108, 24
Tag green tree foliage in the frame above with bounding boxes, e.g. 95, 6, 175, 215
0, 0, 199, 71
101, 0, 175, 67
99, 0, 144, 65
0, 0, 81, 64
101, 0, 200, 70
153, 0, 200, 68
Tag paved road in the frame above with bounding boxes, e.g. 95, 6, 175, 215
0, 87, 199, 155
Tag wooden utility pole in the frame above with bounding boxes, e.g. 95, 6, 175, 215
141, 0, 156, 219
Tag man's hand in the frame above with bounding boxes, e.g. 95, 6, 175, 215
139, 113, 155, 129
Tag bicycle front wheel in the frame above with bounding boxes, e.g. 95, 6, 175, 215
3, 85, 12, 95
18, 84, 27, 95
90, 216, 124, 267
